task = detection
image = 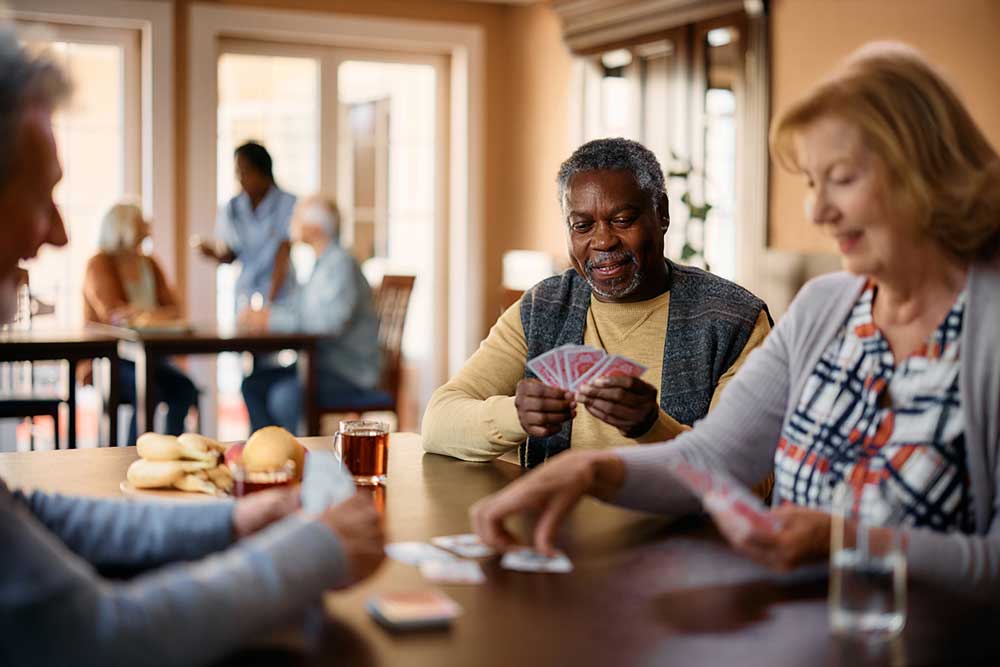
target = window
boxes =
[213,41,442,437]
[18,21,142,327]
[574,13,752,282]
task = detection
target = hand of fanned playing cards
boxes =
[666,459,782,538]
[384,533,574,586]
[526,344,647,391]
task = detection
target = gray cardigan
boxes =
[0,482,347,666]
[615,262,1000,593]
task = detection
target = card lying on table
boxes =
[385,542,456,566]
[666,460,781,534]
[431,533,497,558]
[500,548,573,573]
[419,559,486,585]
[367,591,461,632]
[526,344,646,392]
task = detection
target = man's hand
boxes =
[470,450,625,555]
[317,493,385,583]
[515,379,576,438]
[232,485,301,540]
[709,502,831,572]
[576,375,659,438]
[238,307,270,333]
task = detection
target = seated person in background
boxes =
[0,32,384,665]
[83,201,198,443]
[239,196,381,434]
[423,138,771,467]
[471,43,1000,594]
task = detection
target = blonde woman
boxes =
[83,202,198,442]
[469,42,1000,593]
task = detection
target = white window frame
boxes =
[9,0,176,285]
[188,3,484,393]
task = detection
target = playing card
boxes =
[367,590,461,631]
[526,349,562,388]
[430,533,497,558]
[553,345,574,388]
[667,460,781,533]
[385,542,457,566]
[419,559,486,585]
[593,354,647,379]
[564,346,608,390]
[500,548,574,573]
[301,450,356,513]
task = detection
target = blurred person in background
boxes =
[195,141,296,309]
[83,201,199,443]
[471,42,1000,595]
[239,196,380,434]
[0,31,385,666]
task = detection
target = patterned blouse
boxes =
[773,282,974,533]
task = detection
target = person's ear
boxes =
[657,193,670,233]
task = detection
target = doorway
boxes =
[211,40,446,439]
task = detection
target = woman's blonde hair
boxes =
[771,41,1000,261]
[97,200,145,253]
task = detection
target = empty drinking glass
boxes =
[829,481,907,638]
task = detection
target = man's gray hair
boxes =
[557,137,666,212]
[0,27,70,184]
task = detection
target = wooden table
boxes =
[0,327,120,448]
[112,327,322,437]
[2,435,998,666]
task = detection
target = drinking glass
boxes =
[335,419,389,486]
[829,482,906,638]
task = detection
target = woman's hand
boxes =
[470,450,625,555]
[709,501,831,572]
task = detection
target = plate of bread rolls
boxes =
[121,426,306,500]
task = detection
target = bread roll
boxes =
[206,465,234,493]
[127,459,186,489]
[178,460,216,472]
[136,433,183,461]
[243,426,306,479]
[176,433,221,462]
[173,474,219,495]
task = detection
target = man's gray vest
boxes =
[518,260,769,468]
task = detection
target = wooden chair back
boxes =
[372,275,415,406]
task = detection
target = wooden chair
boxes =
[316,274,415,418]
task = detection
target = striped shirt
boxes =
[774,282,973,533]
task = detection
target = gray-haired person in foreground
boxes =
[0,30,384,666]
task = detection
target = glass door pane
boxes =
[216,51,320,439]
[23,40,127,327]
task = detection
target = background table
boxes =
[112,327,321,437]
[0,328,120,448]
[2,435,997,666]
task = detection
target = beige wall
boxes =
[172,0,573,336]
[769,0,1000,253]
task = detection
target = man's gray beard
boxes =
[585,267,643,300]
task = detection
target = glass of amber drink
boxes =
[335,420,389,486]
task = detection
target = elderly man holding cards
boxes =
[471,43,1000,594]
[0,33,384,665]
[423,138,771,468]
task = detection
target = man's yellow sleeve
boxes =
[422,301,529,461]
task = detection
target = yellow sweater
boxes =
[422,291,771,464]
